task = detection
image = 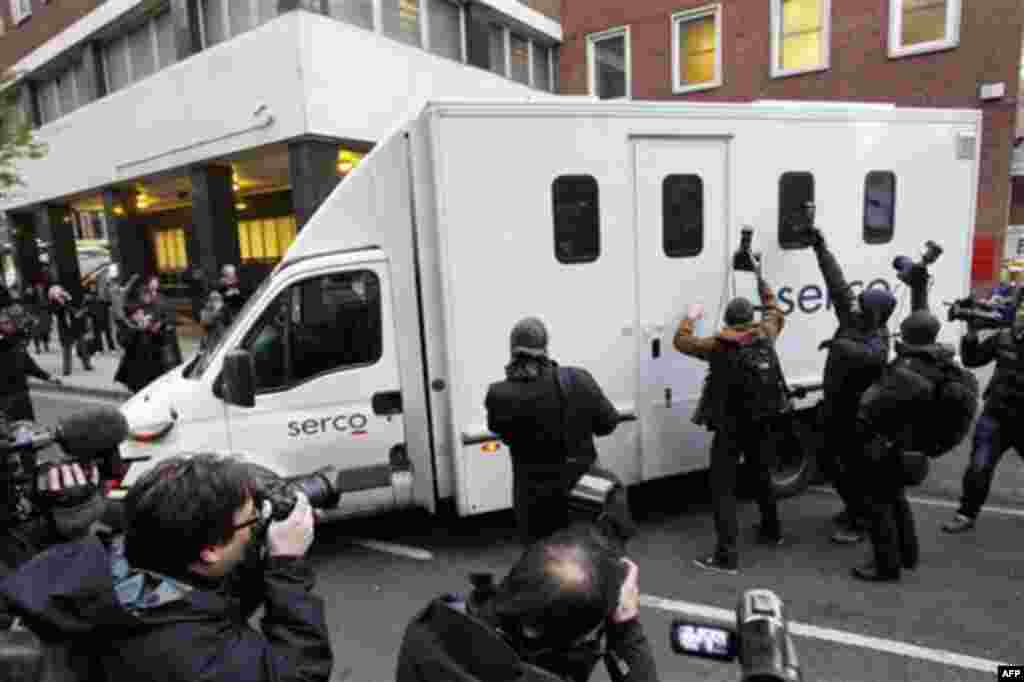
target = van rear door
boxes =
[224,261,405,503]
[633,137,730,479]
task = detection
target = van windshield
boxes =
[183,276,273,380]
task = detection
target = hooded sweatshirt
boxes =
[0,534,332,682]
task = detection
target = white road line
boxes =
[810,485,1024,519]
[351,538,434,561]
[638,594,1009,673]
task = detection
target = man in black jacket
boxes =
[486,318,621,546]
[397,525,659,682]
[48,285,93,376]
[808,229,897,544]
[0,452,333,682]
[0,309,61,421]
[942,306,1024,534]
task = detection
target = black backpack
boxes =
[725,336,790,421]
[925,361,979,458]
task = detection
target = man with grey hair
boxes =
[485,317,621,545]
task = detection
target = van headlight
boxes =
[128,409,177,443]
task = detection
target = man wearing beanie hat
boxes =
[807,228,897,545]
[485,317,622,546]
[674,260,787,574]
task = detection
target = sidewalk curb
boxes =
[30,379,131,403]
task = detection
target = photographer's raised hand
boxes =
[267,491,315,558]
[613,558,640,624]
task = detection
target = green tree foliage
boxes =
[0,74,47,199]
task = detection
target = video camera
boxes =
[733,227,762,274]
[945,295,1014,331]
[671,589,802,681]
[0,407,137,531]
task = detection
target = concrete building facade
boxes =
[1,0,562,300]
[558,0,1024,289]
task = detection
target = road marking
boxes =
[810,486,1024,519]
[351,538,434,561]
[638,594,1008,673]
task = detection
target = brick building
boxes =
[558,0,1024,289]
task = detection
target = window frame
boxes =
[551,174,601,265]
[586,25,631,101]
[888,0,961,59]
[671,4,722,95]
[423,0,465,62]
[769,0,830,79]
[10,0,31,26]
[863,171,896,245]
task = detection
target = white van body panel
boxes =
[120,100,982,520]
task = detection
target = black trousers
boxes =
[957,413,1023,519]
[817,409,868,525]
[61,337,92,375]
[514,470,571,546]
[709,422,780,564]
[862,448,918,577]
[91,310,115,352]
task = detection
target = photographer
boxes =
[942,303,1024,535]
[397,525,659,682]
[0,453,333,682]
[673,260,787,575]
[485,318,625,547]
[807,227,897,544]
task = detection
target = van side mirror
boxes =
[222,350,256,408]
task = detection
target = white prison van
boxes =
[118,99,981,519]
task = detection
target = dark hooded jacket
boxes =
[397,593,658,682]
[961,327,1024,418]
[0,534,332,682]
[0,336,51,398]
[858,341,978,456]
[813,244,897,421]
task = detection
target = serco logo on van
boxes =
[287,413,369,438]
[776,277,893,316]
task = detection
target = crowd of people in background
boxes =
[0,263,250,397]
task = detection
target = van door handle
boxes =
[652,338,661,359]
[372,391,403,416]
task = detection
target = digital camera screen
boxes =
[670,621,737,661]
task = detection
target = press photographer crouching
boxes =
[0,453,333,682]
[398,525,659,682]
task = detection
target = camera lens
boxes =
[285,466,342,511]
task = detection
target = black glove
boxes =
[808,228,826,250]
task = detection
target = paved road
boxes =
[32,394,1024,682]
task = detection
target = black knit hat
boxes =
[900,310,941,347]
[510,317,549,358]
[724,297,755,326]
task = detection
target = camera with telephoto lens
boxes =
[733,227,761,273]
[244,463,343,545]
[892,240,943,286]
[670,589,802,681]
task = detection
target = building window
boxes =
[487,24,506,76]
[672,6,721,94]
[663,175,704,258]
[428,0,462,60]
[56,68,77,118]
[128,22,156,82]
[155,10,178,69]
[552,175,600,264]
[888,0,961,58]
[9,0,31,25]
[778,172,814,250]
[533,43,550,91]
[37,81,60,125]
[155,228,188,273]
[509,33,529,85]
[551,49,559,92]
[329,0,374,30]
[201,0,228,47]
[239,216,298,263]
[104,35,132,93]
[864,171,896,245]
[770,0,829,77]
[382,0,422,47]
[587,26,629,100]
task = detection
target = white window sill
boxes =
[887,39,959,59]
[673,80,721,95]
[770,64,829,79]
